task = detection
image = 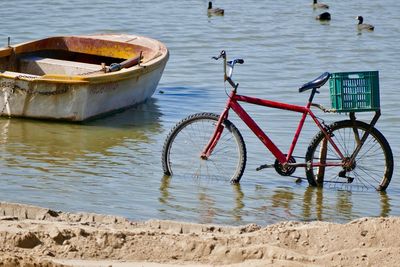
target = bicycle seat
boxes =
[299,72,330,92]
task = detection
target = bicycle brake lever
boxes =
[212,50,226,60]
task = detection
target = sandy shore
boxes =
[0,202,399,266]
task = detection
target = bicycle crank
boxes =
[256,163,274,171]
[256,156,297,176]
[274,156,297,176]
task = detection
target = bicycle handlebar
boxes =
[212,50,244,87]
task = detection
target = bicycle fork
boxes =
[200,106,230,160]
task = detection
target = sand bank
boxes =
[0,202,398,266]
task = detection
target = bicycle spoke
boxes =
[162,113,246,183]
[351,169,378,190]
[354,166,382,185]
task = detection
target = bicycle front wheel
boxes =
[162,112,246,183]
[305,120,393,191]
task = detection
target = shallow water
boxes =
[0,0,399,225]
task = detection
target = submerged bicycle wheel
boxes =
[305,120,393,191]
[162,112,246,183]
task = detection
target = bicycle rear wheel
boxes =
[162,112,246,183]
[305,120,393,191]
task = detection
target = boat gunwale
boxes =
[0,34,169,84]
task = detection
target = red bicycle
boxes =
[162,51,393,191]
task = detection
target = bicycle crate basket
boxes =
[329,71,380,112]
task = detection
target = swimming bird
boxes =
[313,0,329,9]
[356,16,374,31]
[208,1,224,16]
[316,12,331,21]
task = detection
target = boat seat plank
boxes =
[19,56,102,76]
[0,70,40,79]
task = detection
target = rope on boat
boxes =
[0,76,68,97]
[0,87,13,116]
[0,74,72,114]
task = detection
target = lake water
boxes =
[0,0,399,226]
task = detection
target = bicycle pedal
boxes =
[338,170,354,183]
[256,164,274,171]
[338,170,346,178]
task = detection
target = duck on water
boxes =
[356,16,374,31]
[316,12,331,21]
[208,1,224,16]
[313,0,329,9]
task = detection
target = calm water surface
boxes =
[0,0,399,225]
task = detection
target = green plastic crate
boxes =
[329,71,380,113]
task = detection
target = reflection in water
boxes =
[271,187,295,218]
[158,175,246,224]
[87,98,163,129]
[271,188,294,209]
[159,175,172,206]
[0,99,167,216]
[232,183,245,223]
[302,187,392,221]
[336,191,353,221]
[0,99,163,197]
[302,186,324,221]
[379,192,391,217]
[198,190,216,224]
[252,184,298,221]
[158,172,394,225]
[0,99,162,161]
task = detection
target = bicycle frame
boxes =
[201,87,345,169]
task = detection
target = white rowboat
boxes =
[0,34,168,121]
